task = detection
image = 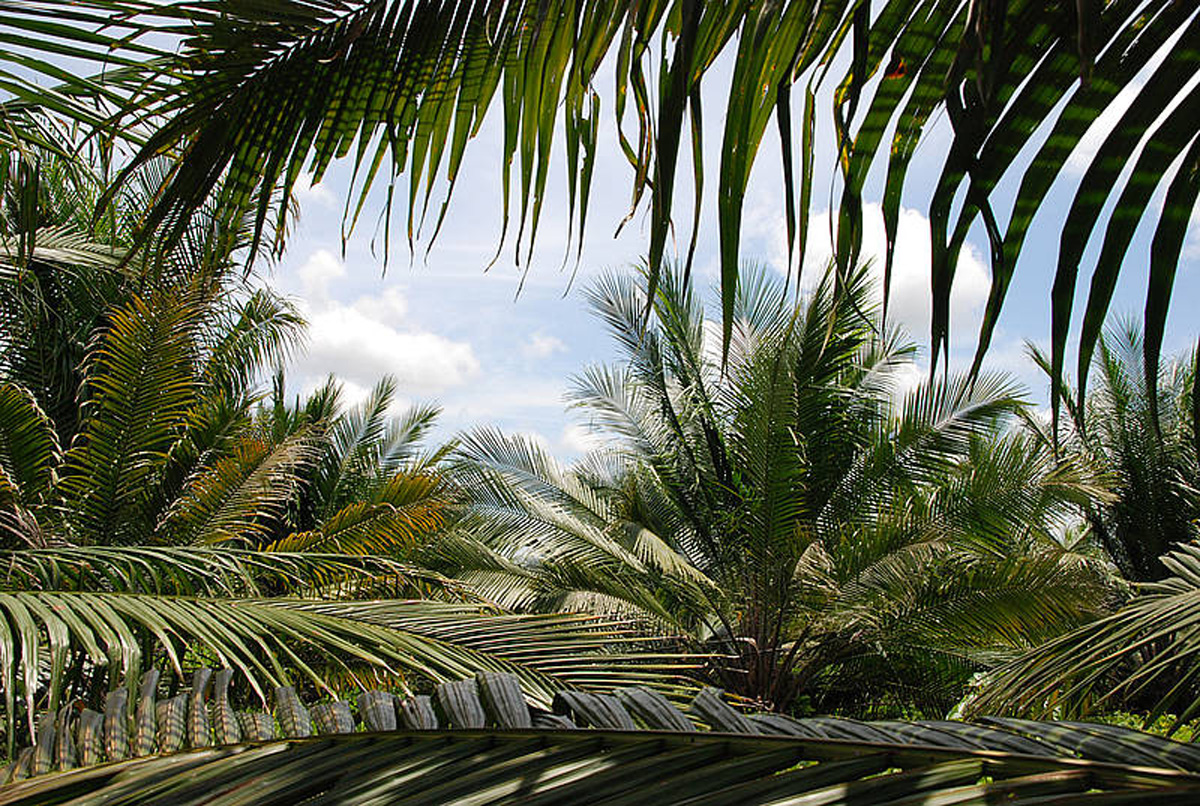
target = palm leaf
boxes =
[0,590,699,749]
[7,2,1200,398]
[3,679,1200,803]
[0,383,59,543]
[158,427,318,547]
[0,546,464,601]
[971,543,1200,729]
[271,470,448,555]
[54,289,208,544]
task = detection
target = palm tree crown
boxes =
[450,260,1111,715]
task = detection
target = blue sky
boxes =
[262,46,1200,457]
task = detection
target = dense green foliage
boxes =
[2,5,1200,796]
[444,262,1113,716]
[0,152,694,754]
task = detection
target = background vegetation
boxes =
[0,0,1199,774]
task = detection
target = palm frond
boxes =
[199,289,306,399]
[972,543,1200,728]
[6,2,1199,398]
[0,590,700,749]
[55,291,201,544]
[0,546,463,601]
[0,383,59,527]
[158,428,318,547]
[4,679,1200,803]
[271,470,448,555]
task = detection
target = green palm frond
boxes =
[0,383,59,547]
[0,546,462,601]
[310,376,428,518]
[0,383,58,510]
[158,427,318,547]
[55,291,201,544]
[6,2,1198,397]
[0,589,696,750]
[293,599,699,695]
[199,289,306,399]
[1029,322,1199,581]
[448,428,714,628]
[272,470,448,556]
[4,697,1199,804]
[973,543,1200,728]
[0,225,123,275]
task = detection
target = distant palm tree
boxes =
[969,329,1200,724]
[447,261,1112,715]
[1027,323,1199,581]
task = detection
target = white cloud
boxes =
[297,249,345,304]
[353,286,410,324]
[559,423,603,455]
[288,250,480,395]
[745,203,991,344]
[293,175,338,209]
[522,331,567,360]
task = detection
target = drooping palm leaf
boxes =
[0,589,698,750]
[0,383,58,544]
[0,546,464,601]
[3,674,1199,804]
[7,1,1192,402]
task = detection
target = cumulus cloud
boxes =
[744,202,991,344]
[522,331,567,360]
[288,250,480,396]
[558,423,603,455]
[292,174,338,209]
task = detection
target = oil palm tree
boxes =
[446,261,1112,715]
[1025,323,1199,582]
[0,152,697,753]
[964,330,1200,724]
[3,1,1196,403]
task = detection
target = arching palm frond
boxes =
[1029,323,1200,581]
[0,546,463,601]
[0,589,691,749]
[0,384,58,510]
[199,289,306,399]
[0,383,59,547]
[973,543,1200,728]
[295,600,700,698]
[158,428,318,547]
[309,376,402,521]
[447,428,713,631]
